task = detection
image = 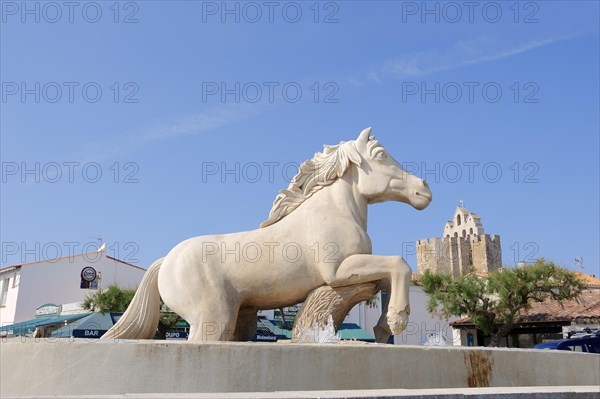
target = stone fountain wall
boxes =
[1,339,598,397]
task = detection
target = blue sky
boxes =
[1,1,598,276]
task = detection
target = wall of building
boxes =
[344,296,384,336]
[0,268,21,325]
[417,238,453,276]
[443,208,484,238]
[471,235,502,273]
[343,286,460,346]
[417,236,502,277]
[458,328,480,346]
[420,207,502,277]
[456,237,472,275]
[393,286,460,345]
[3,252,145,324]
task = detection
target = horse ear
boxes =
[356,127,372,147]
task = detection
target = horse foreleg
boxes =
[373,280,393,343]
[325,254,411,335]
[374,313,393,343]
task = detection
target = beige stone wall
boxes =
[446,238,459,277]
[486,235,502,272]
[471,236,488,274]
[457,238,472,276]
[417,238,452,275]
[417,235,502,277]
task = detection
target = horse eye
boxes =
[375,151,387,160]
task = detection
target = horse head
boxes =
[351,127,432,210]
[260,127,432,228]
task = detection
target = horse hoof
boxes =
[387,305,410,335]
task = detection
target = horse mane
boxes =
[260,137,379,228]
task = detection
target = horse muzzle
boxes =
[412,180,432,210]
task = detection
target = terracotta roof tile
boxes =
[522,290,600,322]
[453,289,600,325]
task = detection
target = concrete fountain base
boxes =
[1,339,598,397]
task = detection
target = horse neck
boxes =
[310,173,368,230]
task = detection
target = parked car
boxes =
[533,336,600,354]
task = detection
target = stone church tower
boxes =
[417,204,502,277]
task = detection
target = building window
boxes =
[457,215,462,226]
[0,278,9,307]
[469,228,473,235]
[462,230,466,238]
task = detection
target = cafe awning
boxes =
[0,313,91,336]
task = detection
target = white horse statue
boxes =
[103,127,432,342]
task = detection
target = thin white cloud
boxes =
[142,102,263,141]
[459,36,571,67]
[368,34,577,82]
[76,102,267,162]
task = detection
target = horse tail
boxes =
[102,257,164,340]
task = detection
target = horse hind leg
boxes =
[186,300,241,342]
[233,307,258,341]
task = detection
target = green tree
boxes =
[420,260,585,347]
[82,284,136,313]
[82,285,181,340]
[155,305,183,340]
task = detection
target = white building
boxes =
[344,285,460,346]
[0,248,145,326]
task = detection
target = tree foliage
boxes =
[156,305,183,340]
[420,260,585,347]
[82,284,182,339]
[82,284,136,313]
